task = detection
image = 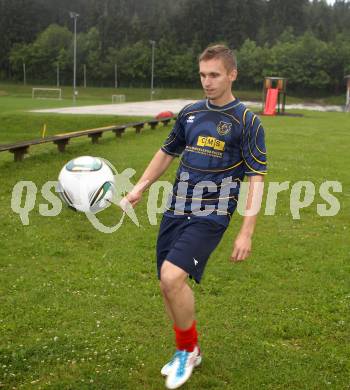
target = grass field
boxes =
[0,83,276,104]
[0,82,345,145]
[0,90,349,389]
[0,82,346,105]
[0,83,157,145]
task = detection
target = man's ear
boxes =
[229,68,238,82]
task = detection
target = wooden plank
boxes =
[0,138,46,150]
[56,125,118,137]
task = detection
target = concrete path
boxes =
[32,99,195,116]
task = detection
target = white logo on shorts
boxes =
[193,258,198,266]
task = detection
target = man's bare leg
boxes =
[159,261,200,388]
[160,260,195,329]
[160,286,175,322]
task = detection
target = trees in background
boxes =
[2,0,350,93]
[9,25,72,84]
[236,32,350,93]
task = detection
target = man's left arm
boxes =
[231,174,264,262]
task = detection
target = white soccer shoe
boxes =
[164,346,201,389]
[161,348,202,376]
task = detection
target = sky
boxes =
[326,0,350,4]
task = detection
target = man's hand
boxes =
[119,180,149,211]
[231,233,252,262]
[231,175,264,262]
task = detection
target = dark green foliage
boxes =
[1,0,350,92]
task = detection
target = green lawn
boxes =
[0,82,266,103]
[0,82,345,145]
[0,91,349,389]
[0,84,155,144]
[0,81,345,107]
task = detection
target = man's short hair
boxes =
[199,44,237,72]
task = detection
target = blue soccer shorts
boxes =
[156,215,227,284]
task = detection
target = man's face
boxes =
[199,58,237,102]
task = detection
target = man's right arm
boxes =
[120,149,174,209]
[121,106,187,209]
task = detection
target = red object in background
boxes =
[263,88,279,115]
[155,111,174,119]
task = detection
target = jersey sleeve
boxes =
[241,111,267,176]
[161,108,186,157]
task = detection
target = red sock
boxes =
[173,320,198,352]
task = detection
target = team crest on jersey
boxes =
[217,121,232,136]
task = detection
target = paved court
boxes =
[32,99,197,116]
[31,99,343,116]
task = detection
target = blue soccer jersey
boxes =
[161,98,267,226]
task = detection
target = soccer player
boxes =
[121,44,267,389]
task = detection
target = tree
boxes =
[2,0,350,92]
[268,32,332,92]
[108,42,150,87]
[9,24,72,83]
[236,39,268,88]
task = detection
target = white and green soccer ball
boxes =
[58,156,115,213]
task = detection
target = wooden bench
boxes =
[0,117,175,162]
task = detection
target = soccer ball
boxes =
[58,156,115,213]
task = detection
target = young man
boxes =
[121,44,267,389]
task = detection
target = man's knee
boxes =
[160,260,187,296]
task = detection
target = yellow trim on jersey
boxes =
[175,175,242,187]
[162,134,178,147]
[169,193,238,201]
[245,115,267,164]
[185,109,241,126]
[162,102,197,148]
[206,99,242,112]
[247,137,267,165]
[180,158,243,173]
[251,115,257,129]
[255,124,267,155]
[243,158,267,175]
[161,146,180,157]
[242,109,249,126]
